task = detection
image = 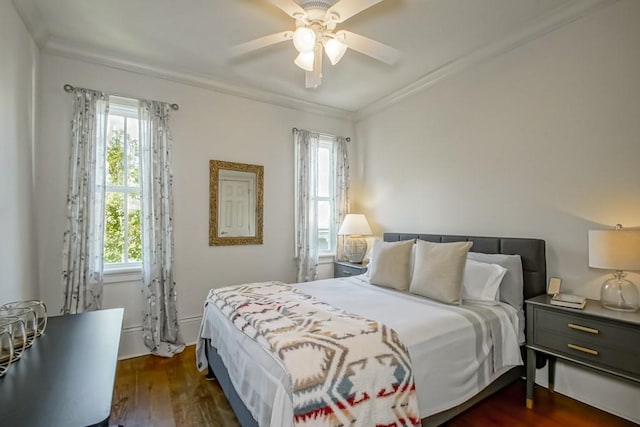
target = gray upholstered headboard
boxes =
[383,233,547,300]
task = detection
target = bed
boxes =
[197,232,546,426]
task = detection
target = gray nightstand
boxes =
[334,261,367,278]
[525,294,640,409]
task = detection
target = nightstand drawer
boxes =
[533,308,640,376]
[535,308,637,343]
[334,262,367,278]
[534,331,640,376]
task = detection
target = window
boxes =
[104,98,142,271]
[317,135,336,254]
[295,133,339,256]
[294,129,349,281]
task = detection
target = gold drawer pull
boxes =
[568,343,599,356]
[568,323,599,334]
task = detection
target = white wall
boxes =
[0,1,39,304]
[36,53,354,357]
[354,0,640,422]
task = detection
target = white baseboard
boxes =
[118,314,202,360]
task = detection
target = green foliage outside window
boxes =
[128,194,142,262]
[104,192,125,263]
[104,127,142,264]
[107,129,125,185]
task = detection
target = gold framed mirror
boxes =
[209,160,264,246]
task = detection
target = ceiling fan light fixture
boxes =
[323,37,348,65]
[294,51,315,71]
[230,0,402,88]
[293,27,316,53]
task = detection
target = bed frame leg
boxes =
[205,365,216,381]
[204,339,217,381]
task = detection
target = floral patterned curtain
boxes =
[333,137,350,261]
[295,129,320,282]
[139,100,185,357]
[61,89,109,314]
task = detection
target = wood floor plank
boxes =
[112,345,636,427]
[447,379,637,427]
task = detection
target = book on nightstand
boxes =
[550,293,587,309]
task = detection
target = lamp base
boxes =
[600,272,639,312]
[601,302,638,312]
[344,236,367,264]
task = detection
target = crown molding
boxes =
[354,0,616,121]
[16,0,614,122]
[11,0,49,47]
[42,39,354,120]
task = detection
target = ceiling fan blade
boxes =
[337,30,400,65]
[265,0,307,19]
[326,0,385,23]
[230,31,293,57]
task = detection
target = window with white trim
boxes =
[104,98,142,271]
[317,135,336,254]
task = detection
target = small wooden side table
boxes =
[334,261,368,278]
[525,295,640,409]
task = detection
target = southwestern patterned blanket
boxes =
[207,281,420,427]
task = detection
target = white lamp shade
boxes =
[338,214,372,236]
[293,27,316,53]
[294,51,315,71]
[589,230,640,270]
[323,38,348,65]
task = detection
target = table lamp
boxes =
[588,224,640,312]
[338,214,372,264]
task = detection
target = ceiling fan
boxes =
[231,0,401,89]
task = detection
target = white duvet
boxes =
[197,275,523,426]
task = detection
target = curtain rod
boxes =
[63,84,179,111]
[292,127,351,142]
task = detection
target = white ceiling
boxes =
[16,0,606,114]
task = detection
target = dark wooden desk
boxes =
[0,308,123,426]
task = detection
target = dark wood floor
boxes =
[111,345,637,427]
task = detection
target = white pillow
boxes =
[461,259,507,305]
[409,240,473,304]
[368,239,414,290]
[466,252,524,311]
[467,252,525,343]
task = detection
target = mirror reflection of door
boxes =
[218,172,255,237]
[209,160,263,246]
